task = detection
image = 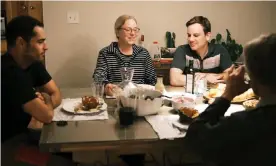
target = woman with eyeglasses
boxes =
[93,14,157,96]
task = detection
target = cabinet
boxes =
[154,63,171,85]
[1,1,43,54]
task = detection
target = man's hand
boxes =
[35,92,45,103]
[41,92,54,109]
[206,73,225,84]
[36,91,53,109]
[222,65,249,101]
[195,73,207,81]
[104,83,118,96]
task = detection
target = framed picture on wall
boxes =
[1,10,7,40]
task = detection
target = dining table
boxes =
[38,86,244,165]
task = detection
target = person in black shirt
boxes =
[1,16,61,143]
[170,16,232,86]
[185,34,276,165]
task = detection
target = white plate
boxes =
[62,98,107,115]
[194,104,245,116]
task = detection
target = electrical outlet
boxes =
[67,11,79,24]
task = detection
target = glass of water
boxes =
[195,79,207,96]
[91,81,104,100]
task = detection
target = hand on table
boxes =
[195,73,207,81]
[105,83,119,96]
[31,92,53,129]
[222,65,250,101]
[206,73,225,84]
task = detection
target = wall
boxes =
[43,1,276,88]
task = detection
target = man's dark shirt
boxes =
[171,43,232,74]
[1,53,51,142]
[186,96,276,166]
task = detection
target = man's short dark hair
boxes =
[244,33,276,88]
[6,15,44,48]
[186,16,211,34]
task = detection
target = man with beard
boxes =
[1,15,61,143]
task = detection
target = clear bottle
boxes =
[155,75,165,93]
[185,60,195,94]
[150,41,161,62]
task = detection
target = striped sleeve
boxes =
[93,51,109,84]
[144,50,157,85]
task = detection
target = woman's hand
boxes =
[104,83,118,96]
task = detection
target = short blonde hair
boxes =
[114,15,137,39]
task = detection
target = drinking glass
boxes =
[195,79,207,96]
[120,67,134,81]
[91,81,104,100]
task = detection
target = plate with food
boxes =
[231,88,257,103]
[243,99,259,110]
[203,83,226,100]
[62,96,107,115]
[178,107,199,124]
[203,88,224,100]
[204,88,257,104]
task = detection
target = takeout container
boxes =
[171,94,197,110]
[119,89,163,116]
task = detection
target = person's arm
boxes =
[195,72,225,84]
[186,97,248,162]
[170,68,186,86]
[93,51,109,84]
[144,50,157,85]
[38,80,61,108]
[24,96,54,124]
[186,66,249,161]
[170,46,186,86]
[8,68,54,124]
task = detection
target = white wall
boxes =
[43,1,276,88]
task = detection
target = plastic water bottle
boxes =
[150,41,161,62]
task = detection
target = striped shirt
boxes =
[93,42,157,85]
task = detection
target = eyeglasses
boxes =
[120,27,140,33]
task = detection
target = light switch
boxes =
[67,11,79,24]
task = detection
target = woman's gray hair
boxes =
[114,15,137,39]
[244,33,276,88]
